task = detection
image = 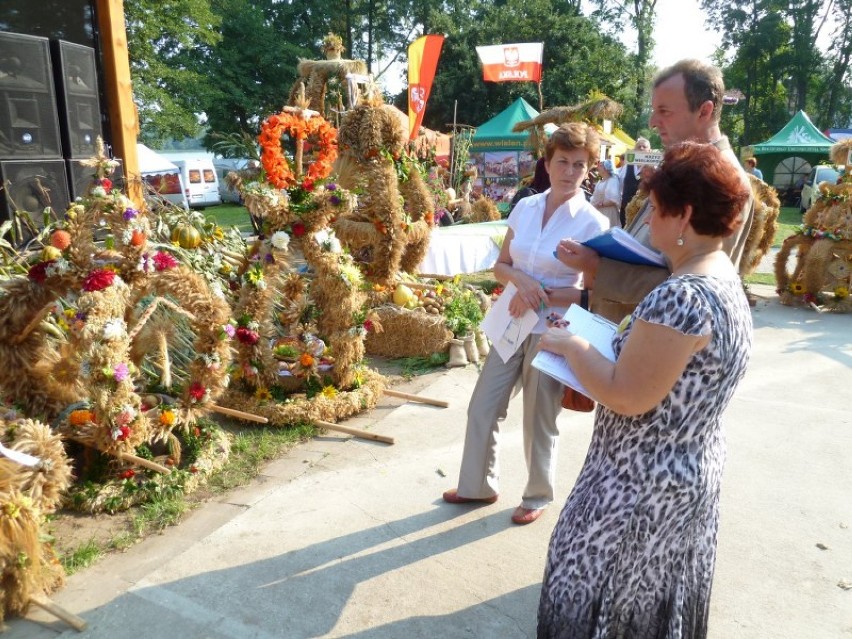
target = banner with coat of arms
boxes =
[475,43,544,83]
[407,35,445,141]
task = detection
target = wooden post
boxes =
[314,419,394,444]
[210,404,269,424]
[117,452,171,474]
[383,388,449,408]
[29,594,88,632]
[95,0,142,209]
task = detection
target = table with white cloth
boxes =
[418,220,509,276]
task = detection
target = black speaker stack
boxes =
[0,30,113,236]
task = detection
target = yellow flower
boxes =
[159,410,176,427]
[63,308,76,319]
[321,385,338,399]
[254,387,273,401]
[789,282,805,295]
[835,286,849,299]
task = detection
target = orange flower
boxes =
[258,111,338,189]
[159,410,176,427]
[299,352,315,367]
[69,409,94,426]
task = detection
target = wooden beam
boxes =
[95,0,142,208]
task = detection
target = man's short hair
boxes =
[654,59,725,121]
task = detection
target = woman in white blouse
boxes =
[590,158,622,228]
[442,123,609,525]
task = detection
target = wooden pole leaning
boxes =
[117,452,171,474]
[313,420,394,445]
[382,388,449,408]
[210,404,269,424]
[29,594,88,632]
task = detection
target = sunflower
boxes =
[789,282,805,295]
[834,286,849,300]
[321,385,338,399]
[254,387,273,401]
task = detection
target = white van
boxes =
[172,158,222,209]
[213,158,255,204]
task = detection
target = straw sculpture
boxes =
[774,139,852,312]
[468,198,501,224]
[739,175,780,277]
[364,305,452,358]
[0,417,72,624]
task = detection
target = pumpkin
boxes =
[171,224,202,249]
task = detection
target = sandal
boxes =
[442,488,498,504]
[511,506,544,525]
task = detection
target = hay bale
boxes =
[364,304,451,358]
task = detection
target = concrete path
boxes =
[8,287,852,638]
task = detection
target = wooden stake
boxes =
[29,594,88,632]
[405,281,438,292]
[12,302,55,344]
[118,452,171,474]
[210,404,269,423]
[314,419,394,445]
[383,388,449,408]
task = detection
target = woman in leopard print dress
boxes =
[537,143,754,638]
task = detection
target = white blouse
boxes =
[507,189,609,332]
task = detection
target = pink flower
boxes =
[223,323,236,338]
[153,251,178,271]
[113,362,130,382]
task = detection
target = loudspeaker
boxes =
[0,32,63,159]
[52,40,103,158]
[67,158,124,200]
[0,160,69,234]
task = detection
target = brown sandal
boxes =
[511,506,544,525]
[442,489,498,504]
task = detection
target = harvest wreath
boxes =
[258,109,338,189]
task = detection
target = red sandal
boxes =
[442,489,498,504]
[511,506,544,525]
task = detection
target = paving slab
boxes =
[6,292,851,638]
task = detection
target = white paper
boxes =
[480,282,540,363]
[531,305,617,401]
[0,442,40,467]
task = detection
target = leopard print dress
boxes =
[538,274,753,639]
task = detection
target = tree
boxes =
[817,0,852,127]
[588,0,659,132]
[124,0,221,145]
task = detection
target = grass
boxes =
[60,539,103,575]
[773,207,802,248]
[398,353,450,380]
[204,203,254,233]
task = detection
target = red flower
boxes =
[82,269,116,292]
[291,222,306,237]
[363,320,374,332]
[301,179,315,192]
[100,178,113,191]
[236,327,260,345]
[189,381,207,401]
[28,260,54,284]
[120,469,135,479]
[117,425,131,441]
[153,251,178,271]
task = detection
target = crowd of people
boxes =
[442,58,756,638]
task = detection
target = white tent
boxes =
[136,143,180,174]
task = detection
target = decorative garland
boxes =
[258,110,338,189]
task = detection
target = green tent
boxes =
[751,111,835,187]
[470,97,552,151]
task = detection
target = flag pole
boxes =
[450,99,458,190]
[537,80,543,112]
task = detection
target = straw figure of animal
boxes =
[775,139,852,311]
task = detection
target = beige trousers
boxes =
[456,333,565,510]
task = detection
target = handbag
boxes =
[561,386,595,412]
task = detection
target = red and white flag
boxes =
[475,43,543,83]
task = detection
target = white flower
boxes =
[328,237,342,253]
[91,186,107,198]
[256,279,267,290]
[120,404,137,420]
[45,258,70,277]
[121,228,134,245]
[111,428,123,440]
[247,321,260,332]
[103,319,127,340]
[137,254,153,272]
[270,231,291,251]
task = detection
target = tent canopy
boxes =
[752,111,835,154]
[136,143,179,174]
[470,97,556,152]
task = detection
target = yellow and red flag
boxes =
[407,35,444,141]
[475,43,543,83]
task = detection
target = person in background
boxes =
[537,142,754,638]
[556,59,754,324]
[442,123,608,526]
[745,156,763,180]
[509,157,551,213]
[590,158,621,228]
[617,136,651,226]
